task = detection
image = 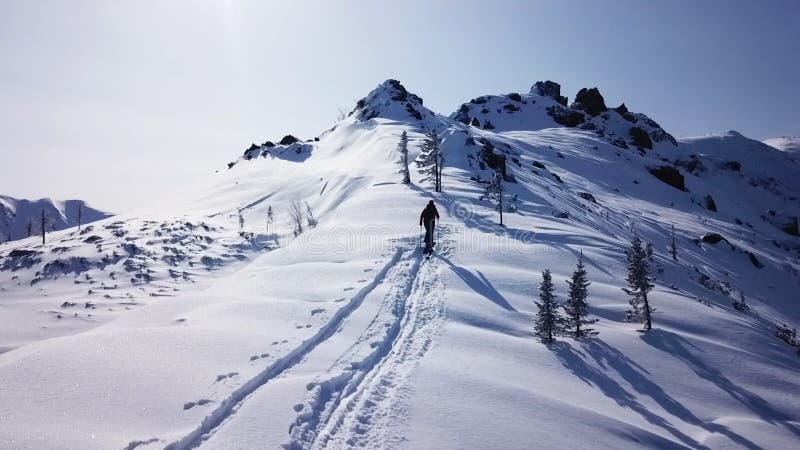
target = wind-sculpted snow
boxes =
[1,79,799,449]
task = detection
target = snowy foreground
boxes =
[1,80,799,449]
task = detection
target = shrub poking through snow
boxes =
[305,202,317,228]
[733,291,749,312]
[289,200,304,236]
[775,324,798,354]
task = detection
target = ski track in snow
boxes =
[285,230,451,450]
[164,245,409,449]
[164,227,450,450]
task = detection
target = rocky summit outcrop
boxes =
[530,81,568,106]
[572,87,607,116]
[350,79,432,123]
[450,80,675,150]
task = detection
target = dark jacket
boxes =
[420,203,440,226]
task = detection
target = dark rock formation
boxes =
[705,194,717,212]
[782,217,800,236]
[573,87,607,116]
[649,165,687,191]
[615,103,636,122]
[629,127,653,149]
[701,233,726,245]
[454,104,470,124]
[279,135,299,145]
[547,106,585,127]
[722,161,741,171]
[747,251,764,268]
[405,103,422,120]
[530,81,568,106]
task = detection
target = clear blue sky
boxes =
[1,0,798,211]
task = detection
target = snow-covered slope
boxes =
[0,196,110,243]
[1,80,798,449]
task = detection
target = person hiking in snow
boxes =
[419,200,440,255]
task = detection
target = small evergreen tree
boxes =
[668,224,677,261]
[481,170,505,225]
[238,209,245,232]
[534,269,563,343]
[417,129,443,192]
[564,251,597,338]
[398,131,411,185]
[623,232,655,331]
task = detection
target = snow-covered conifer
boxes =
[535,269,563,343]
[481,171,505,225]
[564,251,597,337]
[623,232,654,331]
[398,131,411,185]
[417,129,443,192]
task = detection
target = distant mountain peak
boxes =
[350,79,433,122]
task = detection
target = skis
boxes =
[423,242,436,260]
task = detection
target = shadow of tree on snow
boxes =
[641,329,800,440]
[552,338,765,449]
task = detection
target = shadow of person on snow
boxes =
[552,339,763,449]
[441,258,517,312]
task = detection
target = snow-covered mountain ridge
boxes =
[764,136,800,155]
[1,79,798,449]
[0,195,110,243]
